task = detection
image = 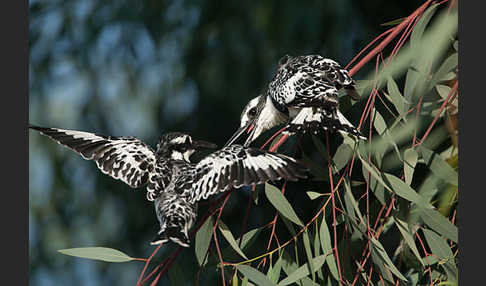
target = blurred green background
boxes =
[29,0,423,285]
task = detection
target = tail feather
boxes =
[287,107,366,140]
[151,227,190,247]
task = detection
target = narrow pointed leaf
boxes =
[404,148,418,186]
[265,183,303,226]
[267,254,284,284]
[306,191,326,200]
[57,247,134,263]
[418,147,458,186]
[387,77,408,116]
[301,230,315,281]
[418,207,458,243]
[278,255,327,286]
[423,229,458,282]
[370,238,408,281]
[410,4,438,48]
[383,173,431,208]
[319,217,339,281]
[218,221,248,260]
[195,216,213,266]
[394,218,424,266]
[236,265,276,286]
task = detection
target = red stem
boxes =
[348,0,433,77]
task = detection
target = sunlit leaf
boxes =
[57,247,134,263]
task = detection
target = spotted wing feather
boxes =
[270,55,358,109]
[29,125,156,190]
[189,145,308,203]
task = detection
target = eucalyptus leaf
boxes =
[418,207,458,243]
[57,247,134,263]
[219,220,248,260]
[265,183,303,226]
[278,255,327,286]
[236,265,276,286]
[403,148,418,186]
[195,216,214,266]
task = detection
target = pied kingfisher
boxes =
[226,54,366,147]
[29,125,307,247]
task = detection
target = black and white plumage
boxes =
[226,54,366,147]
[29,125,308,247]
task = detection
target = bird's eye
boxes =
[248,108,257,117]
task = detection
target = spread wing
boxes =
[29,125,157,189]
[189,145,308,203]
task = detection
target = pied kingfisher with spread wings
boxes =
[226,54,366,147]
[29,125,307,247]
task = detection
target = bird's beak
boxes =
[224,121,255,147]
[192,139,218,150]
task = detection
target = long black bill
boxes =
[192,139,218,150]
[224,122,255,147]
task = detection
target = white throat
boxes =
[250,96,288,141]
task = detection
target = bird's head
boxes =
[225,94,286,147]
[157,132,217,161]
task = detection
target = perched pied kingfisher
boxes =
[226,54,366,147]
[29,125,307,247]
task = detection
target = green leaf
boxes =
[418,147,458,186]
[218,220,248,260]
[306,191,326,200]
[383,173,431,208]
[404,148,418,186]
[387,77,408,116]
[233,271,239,286]
[236,265,276,286]
[431,53,458,86]
[265,183,303,226]
[57,247,134,262]
[319,216,339,281]
[278,255,327,286]
[381,17,407,26]
[370,238,408,281]
[423,229,458,282]
[332,142,354,172]
[453,40,458,51]
[195,216,214,266]
[435,85,452,100]
[410,4,438,48]
[418,207,458,243]
[394,218,424,266]
[240,227,263,250]
[301,230,315,282]
[267,254,284,284]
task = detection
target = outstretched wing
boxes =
[189,145,308,203]
[29,125,157,189]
